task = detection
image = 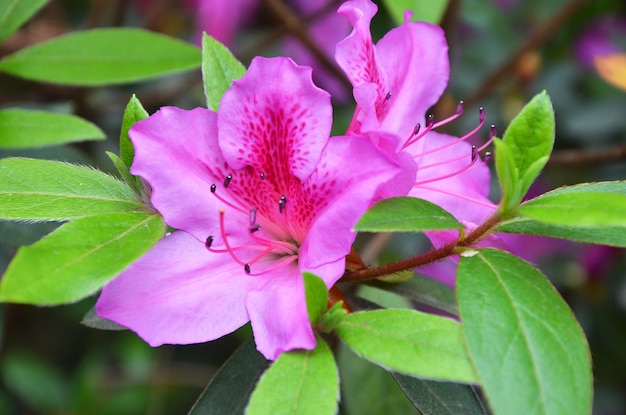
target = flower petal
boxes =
[410,131,496,224]
[129,107,225,240]
[246,271,316,360]
[218,56,332,181]
[376,20,450,138]
[299,135,412,286]
[96,231,259,346]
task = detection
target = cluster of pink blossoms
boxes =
[96,0,507,359]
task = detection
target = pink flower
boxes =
[96,57,404,360]
[336,0,496,228]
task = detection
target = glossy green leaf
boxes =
[519,191,626,227]
[339,344,418,415]
[202,33,246,111]
[393,373,489,415]
[0,157,141,221]
[382,0,449,25]
[189,337,269,415]
[335,309,477,383]
[497,91,555,213]
[0,212,165,305]
[0,28,200,85]
[457,249,592,415]
[0,0,49,43]
[0,108,105,148]
[355,197,462,233]
[119,94,149,168]
[246,337,339,415]
[303,272,328,324]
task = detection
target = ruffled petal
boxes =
[129,107,225,240]
[299,135,412,286]
[218,56,332,181]
[96,231,260,346]
[376,21,450,138]
[246,271,316,360]
[409,131,496,224]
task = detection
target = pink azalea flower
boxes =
[335,0,555,285]
[96,57,405,360]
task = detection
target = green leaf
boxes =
[355,197,463,233]
[0,212,165,305]
[335,309,477,383]
[105,151,144,196]
[0,108,105,148]
[0,28,201,85]
[381,0,449,25]
[201,33,246,111]
[119,94,149,168]
[246,337,339,415]
[519,191,626,227]
[0,0,50,43]
[392,373,489,415]
[189,337,269,415]
[303,272,328,324]
[339,344,419,415]
[497,91,555,213]
[457,249,592,415]
[0,157,142,221]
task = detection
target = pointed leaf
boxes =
[0,157,141,221]
[0,212,165,305]
[0,108,105,148]
[246,337,339,415]
[519,191,626,227]
[201,33,246,111]
[335,309,477,383]
[355,197,463,233]
[392,373,489,415]
[119,94,149,168]
[457,249,592,415]
[0,0,50,43]
[303,272,328,324]
[0,28,200,85]
[189,337,269,415]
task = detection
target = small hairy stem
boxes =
[342,212,502,282]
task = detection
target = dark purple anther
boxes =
[249,208,257,227]
[244,263,251,274]
[426,114,435,129]
[249,224,261,233]
[456,100,464,115]
[484,152,493,163]
[489,124,498,138]
[471,145,478,161]
[413,123,421,136]
[479,107,486,123]
[385,91,392,100]
[205,235,214,249]
[224,174,232,188]
[210,184,217,193]
[260,172,266,180]
[279,195,287,213]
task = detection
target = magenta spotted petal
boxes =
[98,56,405,360]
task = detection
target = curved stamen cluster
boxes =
[204,171,300,276]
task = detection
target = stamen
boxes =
[260,172,266,180]
[209,184,248,215]
[245,263,251,274]
[244,255,299,276]
[249,208,257,227]
[249,224,262,233]
[414,146,479,186]
[471,145,478,161]
[218,209,246,266]
[483,151,492,163]
[411,106,488,158]
[385,91,392,100]
[431,101,464,129]
[417,184,498,209]
[279,195,287,213]
[224,174,233,188]
[205,235,214,249]
[210,184,217,193]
